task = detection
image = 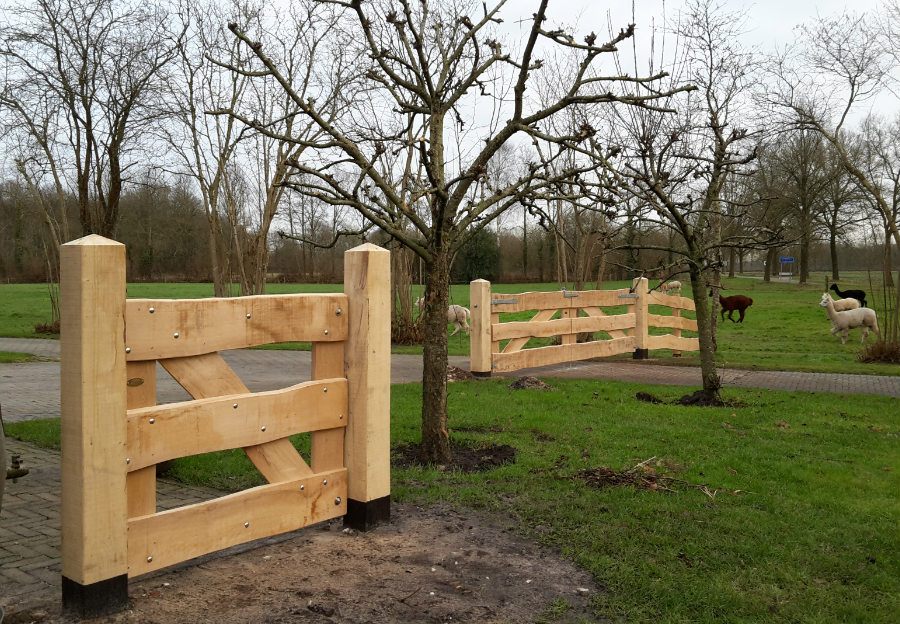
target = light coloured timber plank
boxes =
[573,289,633,308]
[343,244,391,504]
[646,314,698,331]
[499,308,556,354]
[60,235,128,585]
[127,361,157,518]
[126,378,346,471]
[491,291,570,313]
[646,334,700,351]
[561,309,576,345]
[125,293,347,360]
[582,307,629,339]
[493,313,636,341]
[127,468,347,576]
[160,353,312,482]
[493,336,635,373]
[648,291,696,311]
[311,342,346,473]
[469,280,492,374]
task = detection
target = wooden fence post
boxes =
[343,243,391,530]
[60,235,129,617]
[632,276,650,359]
[470,279,492,376]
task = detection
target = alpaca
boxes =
[710,289,753,323]
[414,296,471,336]
[830,283,867,308]
[819,292,879,344]
[658,280,682,295]
[822,292,860,312]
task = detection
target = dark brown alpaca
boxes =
[710,289,753,323]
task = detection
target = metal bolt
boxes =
[233,403,238,409]
[323,387,328,393]
[324,329,329,335]
[149,307,155,314]
[261,425,266,432]
[147,556,153,563]
[339,414,344,419]
[173,332,180,339]
[473,304,478,308]
[149,418,155,424]
[300,484,305,491]
[125,347,131,354]
[246,313,252,319]
[322,479,328,486]
[244,522,250,528]
[334,496,342,506]
[126,458,131,464]
[335,307,342,316]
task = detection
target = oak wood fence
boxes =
[59,236,390,618]
[470,277,699,375]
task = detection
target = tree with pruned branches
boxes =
[222,0,689,463]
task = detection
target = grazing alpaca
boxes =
[821,292,860,312]
[414,297,471,336]
[710,289,753,323]
[819,292,879,344]
[658,280,682,295]
[830,283,867,308]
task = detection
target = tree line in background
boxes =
[2,0,899,462]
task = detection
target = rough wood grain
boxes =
[125,294,347,360]
[492,336,635,373]
[126,361,157,518]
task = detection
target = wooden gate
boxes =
[470,277,699,375]
[59,236,390,617]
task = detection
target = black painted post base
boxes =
[62,574,129,618]
[471,371,491,378]
[345,495,390,531]
[633,348,649,360]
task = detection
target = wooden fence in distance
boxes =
[470,277,699,375]
[59,236,390,618]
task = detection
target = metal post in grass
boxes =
[470,279,492,376]
[632,276,650,359]
[59,235,129,617]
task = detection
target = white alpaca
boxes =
[822,292,860,312]
[658,280,682,295]
[414,297,471,336]
[819,292,879,345]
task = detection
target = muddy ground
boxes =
[7,503,599,624]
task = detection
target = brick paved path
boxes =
[0,438,222,613]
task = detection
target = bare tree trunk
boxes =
[420,247,452,464]
[739,249,744,274]
[764,247,777,282]
[830,231,840,281]
[728,247,736,278]
[689,265,720,399]
[799,229,810,285]
[885,224,895,288]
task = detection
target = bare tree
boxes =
[858,114,900,287]
[1,0,182,238]
[602,0,774,401]
[769,10,900,255]
[224,0,687,462]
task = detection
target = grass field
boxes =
[6,378,898,622]
[1,272,898,375]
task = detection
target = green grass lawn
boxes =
[7,378,898,622]
[2,273,898,375]
[0,351,38,363]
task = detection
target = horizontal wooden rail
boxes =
[125,293,347,360]
[492,313,636,341]
[647,291,696,310]
[646,335,700,351]
[127,468,347,576]
[491,288,631,313]
[492,336,635,373]
[126,378,347,471]
[646,314,698,332]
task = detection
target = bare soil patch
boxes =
[393,441,516,472]
[8,504,597,624]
